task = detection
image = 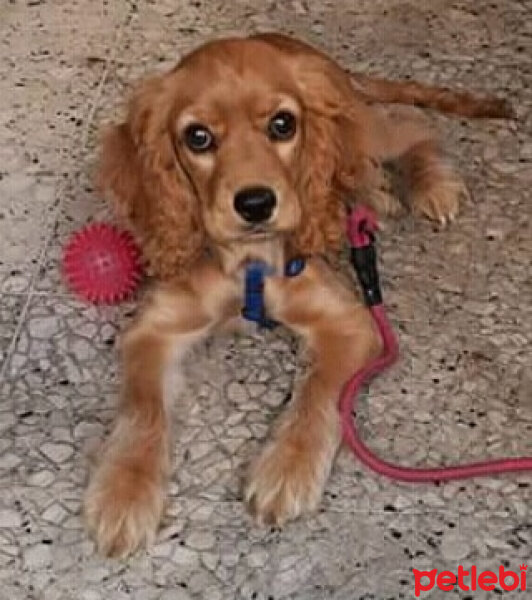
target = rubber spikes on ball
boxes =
[63,223,143,304]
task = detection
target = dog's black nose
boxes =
[234,186,276,224]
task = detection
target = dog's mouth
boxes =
[250,224,272,235]
[237,224,278,240]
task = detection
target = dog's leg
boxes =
[346,156,404,218]
[364,105,468,224]
[398,139,469,224]
[245,258,381,525]
[84,264,238,557]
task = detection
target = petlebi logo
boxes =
[413,564,527,596]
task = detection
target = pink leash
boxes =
[340,206,532,482]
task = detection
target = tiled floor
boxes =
[0,1,530,599]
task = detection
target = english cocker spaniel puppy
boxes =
[85,33,511,557]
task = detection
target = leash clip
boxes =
[347,206,382,307]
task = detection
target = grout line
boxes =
[80,47,119,151]
[0,22,128,384]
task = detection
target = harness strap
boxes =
[241,258,306,329]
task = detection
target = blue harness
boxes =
[242,258,305,329]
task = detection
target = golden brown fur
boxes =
[86,33,510,557]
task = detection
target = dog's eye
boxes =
[184,123,215,153]
[268,111,296,141]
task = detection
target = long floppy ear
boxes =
[288,52,371,256]
[98,75,205,280]
[254,34,373,255]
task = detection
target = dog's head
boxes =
[99,35,369,278]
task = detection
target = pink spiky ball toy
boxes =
[63,223,143,304]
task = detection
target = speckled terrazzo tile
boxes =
[1,0,531,599]
[0,172,57,294]
[1,0,130,171]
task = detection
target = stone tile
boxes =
[3,295,133,391]
[0,0,531,599]
[0,295,23,370]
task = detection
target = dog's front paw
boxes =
[84,460,165,558]
[244,436,329,526]
[411,171,469,225]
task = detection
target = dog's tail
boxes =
[350,73,514,119]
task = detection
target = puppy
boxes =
[84,33,511,557]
